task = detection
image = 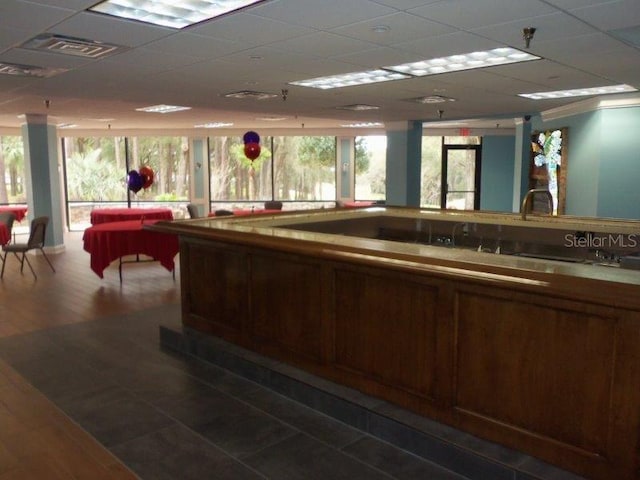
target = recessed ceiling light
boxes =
[0,61,67,78]
[290,69,410,90]
[386,47,539,76]
[518,84,637,100]
[340,122,384,128]
[224,90,278,100]
[135,104,192,113]
[89,0,267,29]
[335,104,380,111]
[194,122,234,128]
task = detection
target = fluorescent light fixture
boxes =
[194,122,234,128]
[518,84,637,100]
[386,47,539,76]
[89,0,266,29]
[57,123,78,129]
[290,47,539,90]
[290,69,411,90]
[340,122,384,128]
[135,104,191,113]
[335,104,380,111]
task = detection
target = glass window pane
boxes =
[444,136,481,145]
[273,136,336,203]
[355,136,386,201]
[209,136,272,202]
[0,135,26,204]
[421,136,442,208]
[128,136,190,201]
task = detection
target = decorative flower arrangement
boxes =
[532,129,562,169]
[531,129,563,214]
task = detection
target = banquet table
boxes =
[90,207,173,225]
[0,205,28,222]
[0,223,9,246]
[82,219,179,280]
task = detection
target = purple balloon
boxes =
[243,131,260,144]
[127,170,143,193]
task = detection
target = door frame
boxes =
[440,143,482,210]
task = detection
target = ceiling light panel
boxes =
[518,84,637,100]
[89,0,266,29]
[290,69,410,90]
[135,104,191,113]
[335,104,380,111]
[194,122,234,128]
[386,48,540,76]
[340,122,384,128]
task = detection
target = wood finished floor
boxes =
[0,231,180,479]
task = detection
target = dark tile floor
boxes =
[0,304,470,480]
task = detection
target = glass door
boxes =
[440,145,481,210]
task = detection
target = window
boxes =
[272,136,336,207]
[63,135,190,229]
[355,136,386,201]
[421,136,442,208]
[0,135,26,204]
[209,135,273,209]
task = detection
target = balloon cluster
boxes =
[243,131,261,161]
[127,166,154,193]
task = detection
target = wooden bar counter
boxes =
[150,207,640,480]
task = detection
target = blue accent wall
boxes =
[386,121,422,206]
[527,105,640,219]
[481,136,515,212]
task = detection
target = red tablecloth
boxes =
[0,224,8,246]
[208,209,282,217]
[90,207,173,225]
[82,219,179,278]
[0,205,28,222]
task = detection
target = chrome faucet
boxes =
[521,188,553,221]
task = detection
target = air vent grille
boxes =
[0,62,67,78]
[21,34,126,59]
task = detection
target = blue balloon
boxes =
[243,131,260,144]
[127,170,143,193]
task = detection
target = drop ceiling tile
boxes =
[50,11,174,47]
[249,0,396,29]
[269,32,377,58]
[532,32,627,60]
[0,26,34,51]
[0,1,74,30]
[189,12,314,45]
[0,47,92,69]
[104,48,202,71]
[143,34,242,60]
[569,0,640,30]
[408,0,557,29]
[22,0,96,8]
[370,0,442,9]
[217,46,315,68]
[334,46,426,69]
[488,60,611,90]
[544,0,618,8]
[330,12,455,45]
[473,12,595,46]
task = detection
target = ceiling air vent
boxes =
[407,95,456,104]
[224,90,278,100]
[0,61,67,78]
[21,34,126,59]
[335,104,380,111]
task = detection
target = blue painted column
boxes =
[385,121,422,206]
[21,114,64,250]
[512,116,534,212]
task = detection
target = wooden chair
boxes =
[1,216,55,279]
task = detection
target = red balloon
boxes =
[244,142,261,161]
[139,166,154,189]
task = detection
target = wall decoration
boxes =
[529,127,568,215]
